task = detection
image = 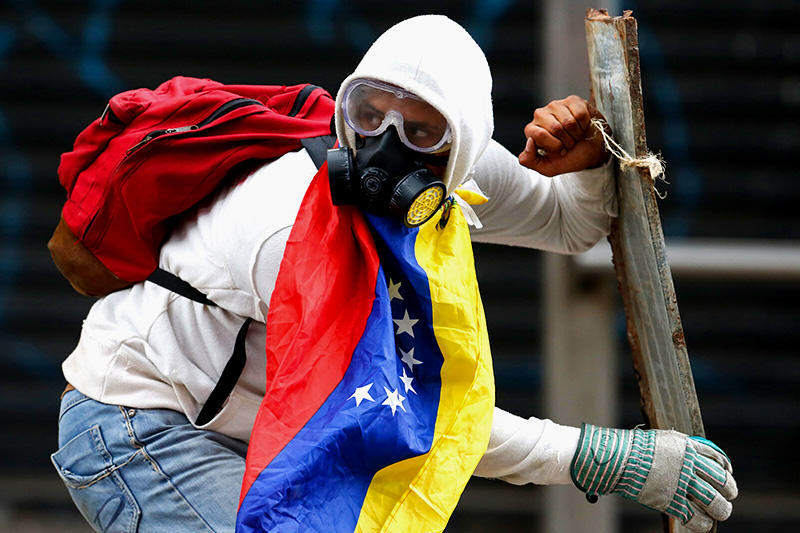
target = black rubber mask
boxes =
[327,127,447,227]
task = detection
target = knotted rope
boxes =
[591,118,668,199]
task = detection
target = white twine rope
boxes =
[590,118,668,199]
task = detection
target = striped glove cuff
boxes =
[570,424,652,499]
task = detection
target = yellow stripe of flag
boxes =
[356,205,495,532]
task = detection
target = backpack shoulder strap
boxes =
[301,132,337,169]
[195,317,253,426]
[148,267,251,426]
[147,268,217,306]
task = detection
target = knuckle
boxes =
[531,128,549,141]
[524,123,537,137]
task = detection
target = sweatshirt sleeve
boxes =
[468,139,617,253]
[473,407,580,485]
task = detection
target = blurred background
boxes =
[1,0,798,531]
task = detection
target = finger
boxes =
[687,476,730,520]
[518,137,537,166]
[695,491,733,523]
[518,143,558,177]
[542,110,577,150]
[518,138,541,168]
[690,437,733,475]
[684,504,715,533]
[532,108,572,152]
[586,100,605,120]
[563,96,593,134]
[548,105,583,149]
[521,137,535,155]
[686,477,730,513]
[693,452,727,487]
[528,125,563,155]
[694,454,738,500]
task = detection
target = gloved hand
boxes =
[570,424,738,532]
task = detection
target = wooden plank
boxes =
[584,9,709,533]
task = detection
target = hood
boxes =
[335,15,494,195]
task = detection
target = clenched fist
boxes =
[518,95,610,177]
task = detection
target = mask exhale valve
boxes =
[327,128,446,227]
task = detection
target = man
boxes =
[51,15,736,532]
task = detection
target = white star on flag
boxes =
[400,347,422,372]
[393,310,418,337]
[399,368,416,394]
[387,278,403,301]
[348,383,374,406]
[382,386,406,415]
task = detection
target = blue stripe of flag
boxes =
[237,217,444,532]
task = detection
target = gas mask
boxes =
[327,79,450,227]
[327,128,447,227]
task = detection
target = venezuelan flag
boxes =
[236,163,495,532]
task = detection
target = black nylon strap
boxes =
[147,268,217,306]
[300,134,337,169]
[195,317,253,426]
[288,84,322,117]
[147,267,250,425]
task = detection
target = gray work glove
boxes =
[570,424,738,532]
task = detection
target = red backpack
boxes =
[57,76,335,283]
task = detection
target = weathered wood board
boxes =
[585,9,709,533]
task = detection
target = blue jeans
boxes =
[51,389,248,532]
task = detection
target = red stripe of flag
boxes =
[240,164,380,503]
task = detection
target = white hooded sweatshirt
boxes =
[334,15,493,195]
[62,15,617,487]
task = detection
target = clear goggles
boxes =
[342,79,452,153]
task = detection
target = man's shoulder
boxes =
[203,148,318,234]
[161,148,318,273]
[220,148,317,210]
